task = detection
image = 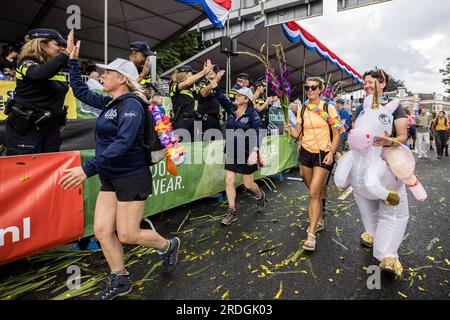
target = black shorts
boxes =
[299,147,335,172]
[225,163,258,175]
[100,169,152,202]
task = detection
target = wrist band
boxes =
[391,138,398,146]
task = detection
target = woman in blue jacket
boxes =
[210,70,267,226]
[59,39,180,300]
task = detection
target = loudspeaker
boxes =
[220,36,233,54]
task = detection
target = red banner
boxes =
[0,152,84,265]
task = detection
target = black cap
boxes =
[237,73,250,80]
[27,28,67,46]
[336,98,345,105]
[129,41,155,57]
[254,77,267,87]
[177,65,196,73]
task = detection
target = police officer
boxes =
[197,65,223,139]
[4,29,73,156]
[170,62,213,141]
[228,72,250,102]
[252,78,273,129]
[129,41,156,89]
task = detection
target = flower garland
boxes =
[306,102,346,134]
[148,104,185,174]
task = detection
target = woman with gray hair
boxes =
[59,36,180,300]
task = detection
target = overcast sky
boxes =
[298,0,450,95]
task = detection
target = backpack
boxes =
[435,117,448,129]
[119,97,166,166]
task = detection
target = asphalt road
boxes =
[1,151,449,300]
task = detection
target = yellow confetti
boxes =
[336,269,341,274]
[221,290,230,300]
[295,290,300,294]
[445,259,450,265]
[274,281,283,300]
[214,285,223,293]
[398,291,408,298]
[20,176,31,182]
[418,286,425,292]
[245,252,252,257]
[427,256,435,262]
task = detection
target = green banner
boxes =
[80,135,298,236]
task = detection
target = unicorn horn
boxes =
[372,80,380,109]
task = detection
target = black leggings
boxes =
[435,131,448,156]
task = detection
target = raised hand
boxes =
[70,40,81,59]
[215,70,225,83]
[66,29,74,54]
[203,59,214,75]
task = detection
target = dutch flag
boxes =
[178,0,232,29]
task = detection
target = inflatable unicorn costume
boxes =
[334,91,427,276]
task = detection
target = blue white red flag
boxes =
[177,0,232,29]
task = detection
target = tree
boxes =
[156,32,216,74]
[385,75,408,93]
[439,57,450,95]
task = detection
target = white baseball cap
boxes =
[96,58,139,82]
[236,87,254,104]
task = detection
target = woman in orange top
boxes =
[284,77,340,251]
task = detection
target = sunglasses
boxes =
[304,85,319,91]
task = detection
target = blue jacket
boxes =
[214,87,263,158]
[68,59,148,179]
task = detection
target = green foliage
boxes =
[385,75,407,93]
[439,57,450,95]
[157,32,217,74]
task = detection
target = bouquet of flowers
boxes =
[240,44,292,128]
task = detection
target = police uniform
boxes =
[228,73,250,102]
[254,91,270,129]
[140,75,152,87]
[5,29,69,156]
[228,83,241,102]
[170,65,198,140]
[129,41,155,90]
[197,78,222,137]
